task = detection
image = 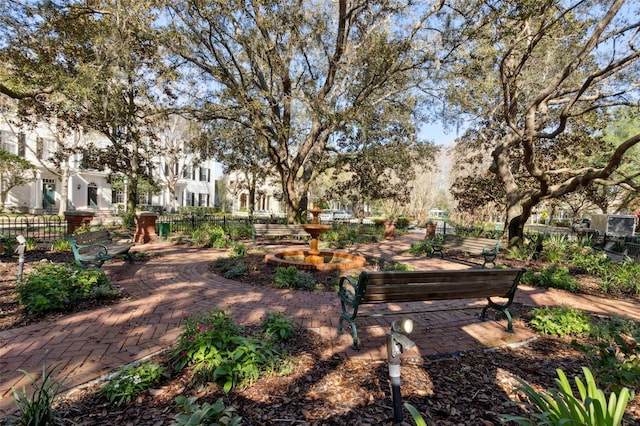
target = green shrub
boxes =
[273,266,317,290]
[232,242,247,258]
[522,264,580,292]
[502,367,632,426]
[16,263,116,316]
[539,233,572,263]
[600,259,640,295]
[395,217,410,229]
[260,311,295,341]
[409,240,435,256]
[226,224,253,239]
[573,317,640,392]
[570,247,611,276]
[51,238,71,252]
[100,362,168,407]
[9,360,66,426]
[174,396,242,426]
[191,224,230,248]
[0,234,17,255]
[172,310,283,392]
[383,261,414,271]
[529,306,591,336]
[223,262,248,279]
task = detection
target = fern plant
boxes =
[503,367,632,426]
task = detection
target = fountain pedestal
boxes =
[303,204,330,264]
[303,224,330,264]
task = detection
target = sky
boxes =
[419,122,462,147]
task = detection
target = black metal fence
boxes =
[0,214,68,244]
[156,214,253,236]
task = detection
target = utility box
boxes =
[590,214,637,236]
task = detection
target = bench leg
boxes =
[338,315,360,351]
[480,305,514,333]
[482,253,497,268]
[430,245,444,259]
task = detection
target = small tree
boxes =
[0,149,36,212]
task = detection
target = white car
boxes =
[319,210,335,222]
[333,210,353,220]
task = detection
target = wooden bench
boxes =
[337,267,526,350]
[252,224,310,244]
[433,236,502,267]
[67,229,134,268]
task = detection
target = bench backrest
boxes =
[358,268,525,304]
[253,224,308,235]
[444,236,502,254]
[69,229,112,246]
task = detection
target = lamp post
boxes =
[15,235,26,283]
[387,318,415,425]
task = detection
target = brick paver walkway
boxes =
[1,232,640,417]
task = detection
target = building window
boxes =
[198,193,210,207]
[138,192,151,205]
[17,133,25,157]
[0,131,18,154]
[199,167,210,182]
[111,190,124,204]
[80,150,91,169]
[41,138,56,161]
[183,166,192,179]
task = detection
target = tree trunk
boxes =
[58,166,70,216]
[507,214,525,246]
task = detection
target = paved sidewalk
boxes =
[2,232,640,417]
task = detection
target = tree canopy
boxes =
[161,0,445,222]
[445,0,640,243]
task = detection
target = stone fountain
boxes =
[264,204,366,271]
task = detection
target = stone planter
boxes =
[65,211,95,234]
[384,221,396,240]
[134,212,158,244]
[425,223,436,239]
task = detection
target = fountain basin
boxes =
[265,250,366,271]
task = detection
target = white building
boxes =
[0,99,221,216]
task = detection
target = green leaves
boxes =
[16,263,117,315]
[273,266,317,290]
[503,367,633,426]
[529,306,591,337]
[172,309,290,393]
[99,363,168,407]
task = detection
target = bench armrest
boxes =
[77,243,109,256]
[110,232,134,243]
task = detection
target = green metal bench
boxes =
[252,223,310,244]
[435,236,502,268]
[337,267,526,350]
[67,229,134,268]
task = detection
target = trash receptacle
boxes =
[158,222,170,238]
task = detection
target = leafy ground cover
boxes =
[1,245,639,425]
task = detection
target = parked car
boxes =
[333,210,353,220]
[571,218,591,231]
[319,210,335,222]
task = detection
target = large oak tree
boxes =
[446,0,640,244]
[161,0,446,223]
